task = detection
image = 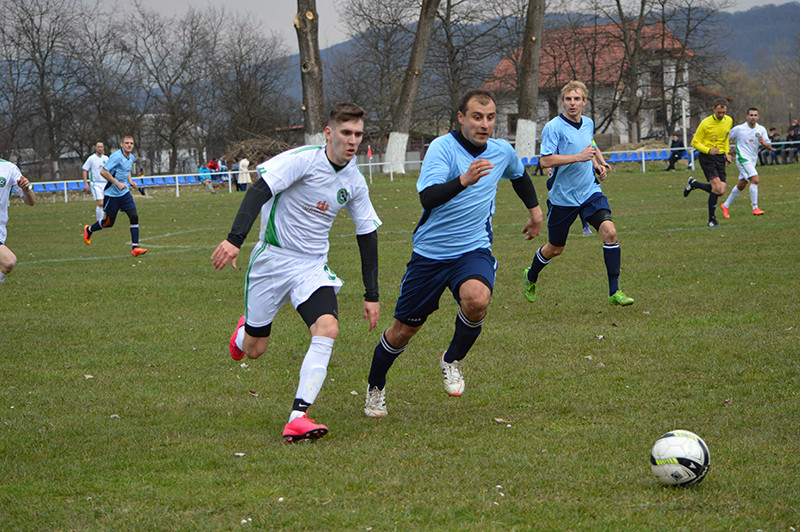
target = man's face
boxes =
[457,96,496,146]
[121,137,134,155]
[713,104,727,120]
[746,110,759,127]
[562,90,587,121]
[325,119,364,166]
[95,142,104,156]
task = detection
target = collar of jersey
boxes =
[451,130,487,157]
[558,114,583,129]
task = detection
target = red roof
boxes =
[486,21,694,93]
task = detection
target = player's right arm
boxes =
[212,177,273,270]
[100,165,127,191]
[691,120,712,154]
[82,169,90,191]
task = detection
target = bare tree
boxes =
[515,0,546,159]
[385,0,441,173]
[295,0,325,145]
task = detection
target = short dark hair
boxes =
[747,107,759,113]
[712,98,727,109]
[329,103,365,126]
[769,127,776,132]
[458,89,496,115]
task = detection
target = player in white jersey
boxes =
[212,103,382,443]
[0,159,36,287]
[721,107,772,217]
[82,141,109,222]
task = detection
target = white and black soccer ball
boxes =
[650,429,710,486]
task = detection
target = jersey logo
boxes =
[0,178,5,187]
[316,201,329,212]
[336,188,348,204]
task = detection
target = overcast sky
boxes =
[136,0,785,54]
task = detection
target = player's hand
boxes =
[460,159,494,186]
[130,180,138,190]
[363,301,380,331]
[83,183,90,192]
[576,145,597,162]
[522,206,543,240]
[17,176,30,189]
[212,240,240,270]
[725,153,732,164]
[115,180,128,190]
[709,146,720,155]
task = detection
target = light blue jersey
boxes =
[540,114,601,207]
[102,149,135,198]
[412,132,524,260]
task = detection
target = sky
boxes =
[136,0,783,54]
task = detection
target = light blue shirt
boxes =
[102,149,135,197]
[412,132,524,260]
[540,114,602,207]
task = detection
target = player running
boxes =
[721,107,771,218]
[0,158,36,287]
[212,103,381,443]
[82,141,109,223]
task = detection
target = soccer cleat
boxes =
[707,218,719,228]
[582,224,592,236]
[523,267,537,303]
[720,204,730,218]
[440,353,465,397]
[609,290,634,306]
[752,207,765,215]
[683,177,696,197]
[229,315,246,361]
[131,247,148,256]
[83,225,92,245]
[364,385,387,418]
[282,414,328,443]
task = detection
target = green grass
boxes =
[1,166,799,530]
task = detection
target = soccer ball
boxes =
[650,429,710,486]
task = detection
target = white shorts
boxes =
[244,243,343,327]
[735,159,758,182]
[90,180,106,201]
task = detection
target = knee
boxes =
[544,244,564,258]
[243,337,269,359]
[102,216,115,228]
[127,211,139,225]
[311,314,339,339]
[386,321,418,347]
[0,251,16,274]
[599,222,617,243]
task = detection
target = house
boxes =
[485,21,699,149]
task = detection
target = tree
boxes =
[295,0,325,145]
[385,0,441,174]
[515,0,546,160]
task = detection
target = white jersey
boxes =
[730,122,768,164]
[255,145,382,256]
[0,159,25,243]
[82,153,108,185]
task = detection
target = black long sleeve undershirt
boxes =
[226,177,272,248]
[511,169,539,209]
[356,230,379,302]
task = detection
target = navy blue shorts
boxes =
[103,192,137,219]
[393,248,496,327]
[547,192,611,247]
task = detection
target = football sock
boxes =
[708,193,719,220]
[749,184,758,208]
[294,336,334,406]
[603,242,621,296]
[88,221,102,233]
[368,331,406,390]
[95,206,104,223]
[443,308,484,363]
[130,224,140,249]
[235,326,245,350]
[0,272,5,286]
[527,246,550,283]
[694,181,712,193]
[724,186,741,208]
[289,399,310,421]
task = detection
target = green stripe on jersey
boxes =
[264,192,281,247]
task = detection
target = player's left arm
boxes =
[509,169,542,240]
[356,230,380,331]
[16,176,36,206]
[593,144,611,181]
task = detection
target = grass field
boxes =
[1,164,799,530]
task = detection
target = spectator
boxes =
[784,119,800,164]
[230,158,241,191]
[664,133,685,171]
[767,128,783,165]
[198,163,217,194]
[207,158,219,172]
[237,156,251,191]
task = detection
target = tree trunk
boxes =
[295,0,326,145]
[385,0,440,174]
[515,0,545,162]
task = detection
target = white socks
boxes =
[724,186,740,208]
[294,336,334,409]
[749,183,758,209]
[96,206,104,223]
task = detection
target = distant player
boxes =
[82,136,148,256]
[685,98,733,227]
[721,107,771,218]
[0,158,36,287]
[212,103,381,443]
[524,80,633,307]
[82,141,108,223]
[363,89,542,418]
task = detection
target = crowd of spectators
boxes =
[759,119,800,165]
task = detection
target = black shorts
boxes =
[697,152,727,182]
